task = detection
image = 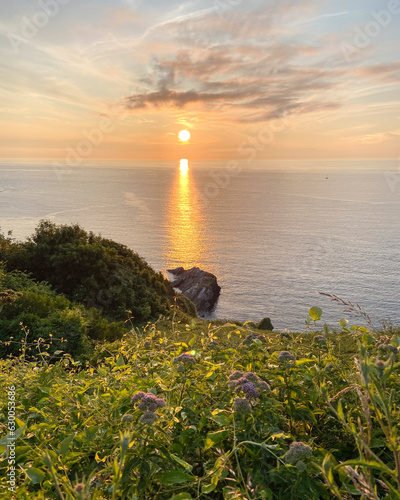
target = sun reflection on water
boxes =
[164,159,208,269]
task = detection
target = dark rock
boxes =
[168,267,221,315]
[256,317,274,331]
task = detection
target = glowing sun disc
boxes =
[179,130,191,142]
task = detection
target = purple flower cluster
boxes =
[131,391,166,425]
[278,351,295,363]
[228,371,270,400]
[173,353,196,365]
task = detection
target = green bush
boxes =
[0,221,196,323]
[0,267,126,359]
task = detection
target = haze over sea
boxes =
[1,158,399,331]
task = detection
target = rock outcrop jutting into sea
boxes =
[168,267,221,316]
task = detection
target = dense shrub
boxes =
[0,267,126,359]
[0,221,196,323]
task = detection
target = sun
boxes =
[178,130,191,142]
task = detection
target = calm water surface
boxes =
[1,159,399,330]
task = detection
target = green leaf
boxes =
[160,471,195,484]
[309,306,323,321]
[339,318,348,328]
[59,433,75,456]
[294,358,315,366]
[204,430,229,450]
[188,335,197,348]
[26,467,46,484]
[169,453,193,472]
[336,460,388,473]
[116,355,125,366]
[337,400,345,421]
[210,413,230,427]
[169,494,192,500]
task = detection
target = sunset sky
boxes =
[1,0,399,160]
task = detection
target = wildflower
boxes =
[236,382,260,399]
[144,341,151,348]
[131,391,146,403]
[121,414,134,423]
[314,335,327,345]
[74,483,85,493]
[137,393,166,412]
[278,351,295,363]
[234,398,251,413]
[243,372,259,382]
[375,359,386,378]
[235,376,251,386]
[174,353,196,364]
[285,442,312,465]
[140,411,158,425]
[229,370,244,381]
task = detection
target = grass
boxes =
[1,312,400,499]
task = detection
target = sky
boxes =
[0,0,399,160]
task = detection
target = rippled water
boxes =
[1,158,400,330]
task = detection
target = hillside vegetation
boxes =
[1,314,400,499]
[0,221,195,324]
[1,224,400,499]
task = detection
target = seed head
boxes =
[140,411,158,425]
[121,413,134,423]
[285,442,312,465]
[234,398,251,413]
[278,351,295,363]
[174,353,196,364]
[377,343,396,353]
[243,372,259,383]
[74,483,85,493]
[229,371,244,381]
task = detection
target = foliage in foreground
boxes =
[1,314,400,499]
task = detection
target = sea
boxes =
[1,158,400,331]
